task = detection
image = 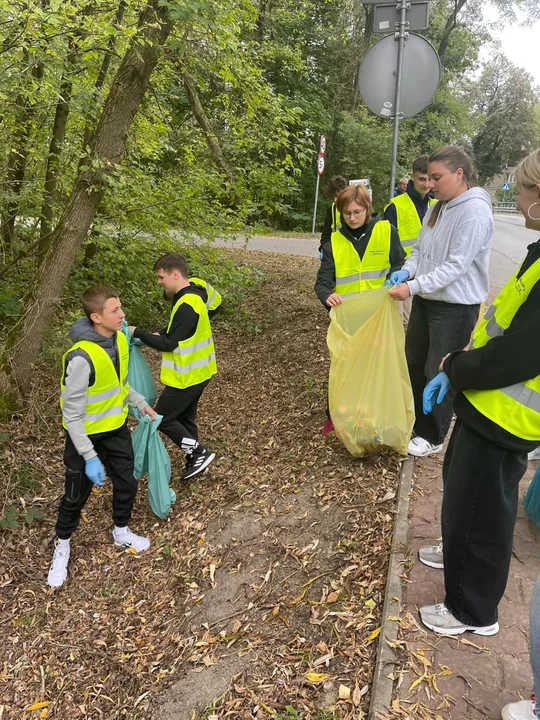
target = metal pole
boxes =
[388,0,408,202]
[312,171,321,235]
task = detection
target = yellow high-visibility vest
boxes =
[60,332,129,434]
[385,193,436,257]
[331,203,341,233]
[464,258,540,441]
[331,220,392,295]
[161,292,217,389]
[190,277,222,311]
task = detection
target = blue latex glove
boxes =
[383,279,392,286]
[389,269,410,285]
[423,372,452,414]
[85,457,106,486]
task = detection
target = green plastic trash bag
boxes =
[525,465,540,526]
[131,414,175,520]
[120,319,157,413]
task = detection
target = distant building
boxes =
[484,167,516,202]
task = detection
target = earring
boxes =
[528,202,540,221]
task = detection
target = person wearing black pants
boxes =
[154,380,209,446]
[130,254,218,481]
[417,146,540,636]
[48,287,156,589]
[388,146,493,457]
[405,298,480,446]
[56,426,138,539]
[440,420,527,628]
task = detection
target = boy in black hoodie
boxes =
[129,254,217,481]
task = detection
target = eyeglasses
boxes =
[342,209,365,218]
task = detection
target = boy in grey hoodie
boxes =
[48,286,156,589]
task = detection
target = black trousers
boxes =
[154,380,209,448]
[56,423,138,539]
[441,419,528,626]
[406,296,480,445]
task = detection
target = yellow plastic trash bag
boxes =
[327,287,415,456]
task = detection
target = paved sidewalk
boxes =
[394,454,540,719]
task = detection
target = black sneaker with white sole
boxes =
[182,448,216,480]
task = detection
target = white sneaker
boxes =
[528,447,540,461]
[419,542,444,569]
[420,602,499,636]
[501,696,536,719]
[112,526,150,553]
[47,539,71,588]
[408,436,444,457]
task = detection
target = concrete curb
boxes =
[368,457,414,720]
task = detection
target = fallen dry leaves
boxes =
[0,250,405,719]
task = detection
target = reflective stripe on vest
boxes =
[331,220,392,295]
[384,193,436,257]
[189,277,222,311]
[160,292,217,389]
[60,332,130,434]
[464,258,540,441]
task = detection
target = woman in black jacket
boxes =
[418,147,540,638]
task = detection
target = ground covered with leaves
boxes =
[0,250,404,719]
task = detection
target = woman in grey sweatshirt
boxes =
[388,146,494,456]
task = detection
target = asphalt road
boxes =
[209,233,321,258]
[210,214,536,296]
[490,214,536,293]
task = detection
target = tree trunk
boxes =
[255,0,267,43]
[38,60,74,258]
[182,73,235,181]
[437,0,468,61]
[0,1,172,412]
[351,5,373,112]
[79,0,128,164]
[0,61,44,251]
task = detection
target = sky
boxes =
[493,20,540,85]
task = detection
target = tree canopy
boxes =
[0,0,539,410]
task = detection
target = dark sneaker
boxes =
[183,448,216,480]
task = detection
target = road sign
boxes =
[320,135,327,155]
[358,33,440,119]
[317,155,325,175]
[502,183,511,191]
[373,2,429,32]
[349,178,372,199]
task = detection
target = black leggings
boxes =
[406,296,480,445]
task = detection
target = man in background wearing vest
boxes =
[319,175,348,253]
[48,286,157,588]
[129,254,217,482]
[384,155,436,327]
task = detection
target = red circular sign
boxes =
[317,155,325,175]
